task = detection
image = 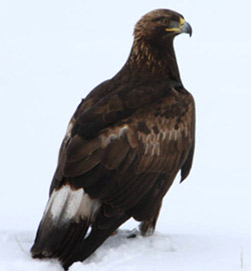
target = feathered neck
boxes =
[119,36,182,84]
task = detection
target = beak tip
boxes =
[183,21,192,37]
[189,25,192,37]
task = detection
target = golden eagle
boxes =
[31,9,195,270]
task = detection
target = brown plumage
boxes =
[31,9,195,270]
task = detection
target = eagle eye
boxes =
[159,17,169,25]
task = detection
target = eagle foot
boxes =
[126,228,140,239]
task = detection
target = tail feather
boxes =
[31,220,74,258]
[60,208,130,270]
[54,220,89,259]
[31,184,131,270]
[31,184,100,259]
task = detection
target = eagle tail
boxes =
[30,184,100,260]
[60,207,130,270]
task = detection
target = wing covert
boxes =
[53,89,195,207]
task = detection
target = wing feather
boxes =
[100,132,131,170]
[64,150,100,178]
[66,136,100,163]
[51,88,195,216]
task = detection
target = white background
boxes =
[1,0,251,270]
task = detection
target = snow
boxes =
[1,0,251,270]
[1,229,251,271]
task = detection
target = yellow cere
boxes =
[166,17,186,32]
[179,17,185,27]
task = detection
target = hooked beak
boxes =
[180,18,192,37]
[166,17,192,37]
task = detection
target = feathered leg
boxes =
[139,202,162,236]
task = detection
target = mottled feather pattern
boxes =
[31,9,195,270]
[62,87,194,178]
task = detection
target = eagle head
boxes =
[134,9,192,43]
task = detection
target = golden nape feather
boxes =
[31,9,195,270]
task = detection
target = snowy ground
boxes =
[2,229,251,271]
[1,0,251,270]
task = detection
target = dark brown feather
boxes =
[66,135,100,163]
[31,9,195,270]
[63,150,100,178]
[100,132,131,170]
